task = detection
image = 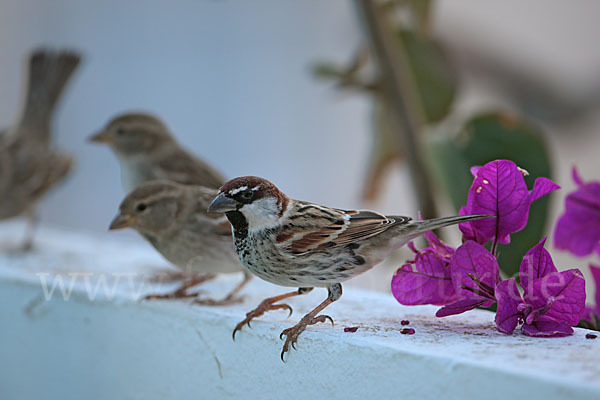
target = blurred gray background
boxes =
[1,0,599,291]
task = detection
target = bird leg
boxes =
[279,283,342,361]
[194,271,253,306]
[143,274,215,300]
[232,287,314,340]
[20,211,38,251]
[148,269,195,283]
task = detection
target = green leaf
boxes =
[578,313,600,332]
[429,113,553,278]
[397,29,457,123]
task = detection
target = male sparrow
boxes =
[207,176,489,360]
[89,112,225,192]
[0,49,81,249]
[110,180,250,303]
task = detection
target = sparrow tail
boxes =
[410,214,491,235]
[19,49,81,136]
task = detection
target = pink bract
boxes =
[554,167,600,257]
[459,160,559,245]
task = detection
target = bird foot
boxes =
[279,314,334,361]
[142,290,201,301]
[232,299,293,340]
[194,294,246,307]
[143,274,213,300]
[148,270,202,283]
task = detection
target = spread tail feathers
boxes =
[20,49,81,134]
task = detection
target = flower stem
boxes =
[354,0,438,219]
[491,237,499,259]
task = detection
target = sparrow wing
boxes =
[155,151,226,190]
[277,202,411,254]
[25,151,73,200]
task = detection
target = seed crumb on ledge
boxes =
[400,320,410,326]
[344,327,359,333]
[585,333,597,339]
[400,328,415,335]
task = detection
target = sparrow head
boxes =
[89,112,175,157]
[207,176,289,229]
[109,180,185,234]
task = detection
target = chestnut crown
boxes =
[208,176,289,225]
[220,176,286,205]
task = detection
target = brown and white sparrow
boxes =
[0,49,81,249]
[207,176,489,360]
[89,112,225,192]
[109,180,250,303]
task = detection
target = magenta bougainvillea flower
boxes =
[581,265,600,328]
[554,167,600,258]
[391,232,457,306]
[495,238,586,336]
[392,160,587,338]
[436,241,498,317]
[396,236,586,336]
[459,160,559,246]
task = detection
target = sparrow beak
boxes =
[207,193,237,213]
[88,130,112,144]
[109,213,135,230]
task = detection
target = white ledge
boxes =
[0,223,599,400]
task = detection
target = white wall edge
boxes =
[0,223,598,399]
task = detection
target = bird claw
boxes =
[232,300,293,341]
[143,275,211,301]
[279,314,335,361]
[282,304,293,318]
[194,295,245,307]
[315,314,334,326]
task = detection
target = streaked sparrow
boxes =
[89,112,225,192]
[109,180,250,303]
[207,176,490,360]
[0,49,81,249]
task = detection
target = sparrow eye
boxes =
[116,127,125,135]
[136,203,147,212]
[241,190,253,200]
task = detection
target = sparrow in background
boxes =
[88,112,225,192]
[0,49,81,249]
[109,180,250,303]
[207,176,490,360]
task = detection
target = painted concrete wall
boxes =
[1,224,599,399]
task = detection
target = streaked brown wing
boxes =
[277,203,406,254]
[332,210,401,246]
